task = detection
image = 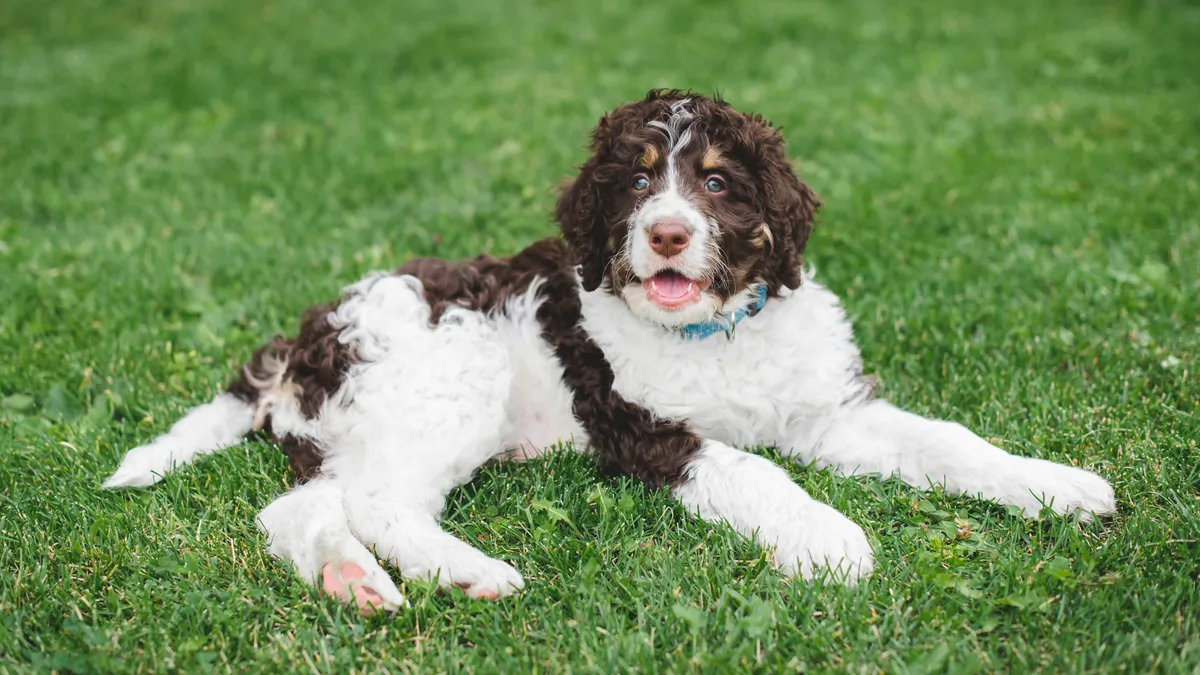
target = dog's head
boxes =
[555,89,821,327]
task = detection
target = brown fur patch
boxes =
[226,305,353,481]
[278,434,324,484]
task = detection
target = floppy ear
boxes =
[743,115,822,291]
[554,156,608,292]
[554,103,648,292]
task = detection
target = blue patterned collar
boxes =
[678,285,769,341]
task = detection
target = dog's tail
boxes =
[103,344,288,489]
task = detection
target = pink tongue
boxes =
[650,273,692,298]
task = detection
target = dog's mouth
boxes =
[641,270,709,310]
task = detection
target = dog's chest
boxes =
[578,283,866,448]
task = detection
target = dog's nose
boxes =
[648,220,691,258]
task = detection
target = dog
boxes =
[104,90,1117,614]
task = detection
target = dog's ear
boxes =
[554,156,607,292]
[555,100,656,292]
[740,114,822,291]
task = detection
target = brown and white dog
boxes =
[104,90,1116,614]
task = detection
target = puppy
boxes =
[105,90,1116,613]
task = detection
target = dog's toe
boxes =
[774,502,875,586]
[320,559,405,615]
[446,557,525,600]
[1010,462,1117,521]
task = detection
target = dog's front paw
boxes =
[1009,460,1117,521]
[772,502,875,585]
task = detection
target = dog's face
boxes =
[556,90,821,327]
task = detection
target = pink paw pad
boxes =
[321,562,385,615]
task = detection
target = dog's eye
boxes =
[631,174,650,192]
[704,175,726,194]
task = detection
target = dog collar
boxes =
[679,285,769,341]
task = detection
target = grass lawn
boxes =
[2,0,1198,671]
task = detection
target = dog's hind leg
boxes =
[335,304,524,600]
[306,281,524,600]
[344,492,525,600]
[256,477,406,614]
[336,374,526,601]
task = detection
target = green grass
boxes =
[1,0,1198,671]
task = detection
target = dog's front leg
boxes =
[552,314,874,584]
[672,440,875,584]
[574,393,874,583]
[797,399,1116,520]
